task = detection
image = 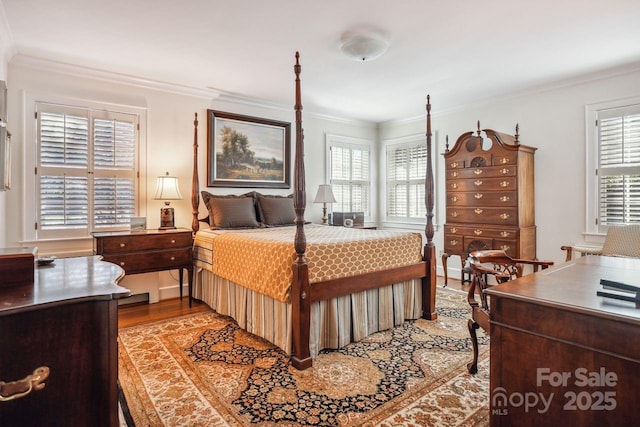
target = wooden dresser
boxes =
[0,256,129,426]
[93,228,194,305]
[442,125,537,285]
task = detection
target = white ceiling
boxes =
[2,0,640,122]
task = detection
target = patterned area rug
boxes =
[118,288,489,426]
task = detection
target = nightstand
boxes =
[93,228,194,306]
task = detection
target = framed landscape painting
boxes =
[206,110,291,188]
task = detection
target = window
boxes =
[34,102,140,240]
[588,100,640,232]
[385,136,427,222]
[327,134,371,217]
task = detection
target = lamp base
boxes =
[159,206,175,230]
[321,205,328,224]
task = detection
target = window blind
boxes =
[598,108,640,225]
[36,104,138,238]
[329,142,370,216]
[386,142,427,220]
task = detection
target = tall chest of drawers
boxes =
[442,126,537,284]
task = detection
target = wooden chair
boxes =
[561,224,640,262]
[466,250,554,374]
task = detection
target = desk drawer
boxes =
[99,232,191,253]
[102,248,191,274]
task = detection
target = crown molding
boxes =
[11,53,374,127]
[382,61,640,128]
[11,54,222,100]
[213,87,375,127]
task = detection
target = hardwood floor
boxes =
[117,276,468,328]
[118,296,210,328]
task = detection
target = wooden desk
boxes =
[486,255,640,426]
[0,256,129,427]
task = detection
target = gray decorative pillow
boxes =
[201,191,260,229]
[257,194,295,227]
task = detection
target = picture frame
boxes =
[207,110,291,188]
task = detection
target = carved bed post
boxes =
[290,52,312,370]
[422,95,438,320]
[191,113,200,234]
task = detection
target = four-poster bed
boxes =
[190,52,437,370]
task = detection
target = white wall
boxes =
[0,8,10,248]
[4,57,376,299]
[380,66,640,277]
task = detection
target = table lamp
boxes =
[313,184,336,225]
[153,172,183,229]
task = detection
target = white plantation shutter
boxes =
[386,141,427,221]
[328,137,371,216]
[92,115,136,229]
[36,103,138,239]
[598,105,640,226]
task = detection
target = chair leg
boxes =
[467,319,480,374]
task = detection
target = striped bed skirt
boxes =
[192,268,423,358]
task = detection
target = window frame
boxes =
[325,134,374,222]
[585,96,640,236]
[22,92,147,243]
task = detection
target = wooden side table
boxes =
[93,228,194,306]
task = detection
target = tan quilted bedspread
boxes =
[193,225,423,303]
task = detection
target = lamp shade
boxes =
[314,185,336,204]
[153,172,183,201]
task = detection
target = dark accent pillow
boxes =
[257,194,295,227]
[201,191,260,229]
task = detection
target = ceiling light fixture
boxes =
[339,29,390,62]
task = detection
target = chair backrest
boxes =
[468,250,522,311]
[601,224,640,258]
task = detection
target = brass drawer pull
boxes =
[120,261,125,267]
[119,243,126,248]
[473,168,483,175]
[449,239,458,246]
[450,227,458,233]
[451,171,459,178]
[500,168,509,175]
[500,231,511,237]
[500,181,510,187]
[170,256,176,261]
[474,180,483,186]
[451,196,458,202]
[501,245,510,252]
[450,162,460,168]
[500,196,510,202]
[474,193,483,199]
[474,229,483,235]
[0,366,50,402]
[451,211,459,218]
[474,208,483,214]
[451,183,458,189]
[171,239,176,244]
[499,158,510,164]
[500,213,510,220]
